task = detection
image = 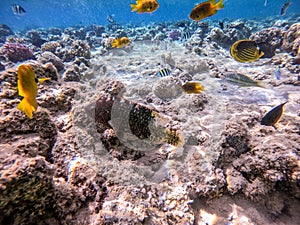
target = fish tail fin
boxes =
[17,97,37,119]
[111,40,118,48]
[257,81,267,88]
[184,83,205,94]
[164,129,185,147]
[216,0,224,9]
[259,50,264,58]
[38,77,51,83]
[130,4,137,12]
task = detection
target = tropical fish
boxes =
[12,4,26,15]
[17,64,50,119]
[111,37,131,48]
[107,14,115,24]
[181,81,205,94]
[275,66,281,80]
[181,32,192,41]
[222,72,265,88]
[189,0,224,21]
[219,21,224,29]
[264,0,268,7]
[281,1,292,16]
[130,0,159,14]
[230,39,264,63]
[156,68,171,77]
[261,102,288,128]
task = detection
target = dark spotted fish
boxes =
[156,68,171,77]
[261,101,288,127]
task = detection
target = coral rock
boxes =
[1,42,35,63]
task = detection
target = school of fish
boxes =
[11,1,294,129]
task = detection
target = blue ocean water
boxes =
[0,0,299,31]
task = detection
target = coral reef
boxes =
[1,42,34,63]
[0,24,13,43]
[38,51,64,72]
[168,29,181,40]
[250,27,285,58]
[0,17,300,225]
[282,23,300,57]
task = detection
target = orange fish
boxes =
[189,0,224,21]
[181,81,205,94]
[17,64,50,119]
[111,37,131,48]
[130,0,159,14]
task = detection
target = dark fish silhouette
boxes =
[261,102,288,128]
[12,4,26,15]
[107,14,115,24]
[219,21,224,29]
[281,1,291,16]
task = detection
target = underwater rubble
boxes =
[0,16,300,225]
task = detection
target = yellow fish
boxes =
[111,37,131,48]
[17,64,50,119]
[181,81,205,94]
[130,0,159,14]
[189,0,224,21]
[230,39,264,63]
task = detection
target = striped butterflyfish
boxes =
[156,68,171,77]
[230,40,264,63]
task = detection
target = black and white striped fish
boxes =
[156,68,171,77]
[181,32,192,41]
[280,1,292,16]
[12,4,26,15]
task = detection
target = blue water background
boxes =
[0,0,299,31]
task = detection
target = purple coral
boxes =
[168,30,181,41]
[2,42,34,63]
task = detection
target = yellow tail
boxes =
[216,0,224,9]
[38,77,51,83]
[111,40,118,48]
[130,3,137,12]
[17,97,38,119]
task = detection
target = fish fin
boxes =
[259,50,264,58]
[258,82,267,88]
[164,129,185,147]
[111,40,118,48]
[215,0,224,9]
[38,77,51,83]
[17,97,37,119]
[130,4,137,12]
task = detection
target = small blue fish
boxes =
[156,68,171,77]
[275,66,281,80]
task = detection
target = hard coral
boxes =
[1,42,34,63]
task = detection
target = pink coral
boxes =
[2,42,34,63]
[168,30,181,40]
